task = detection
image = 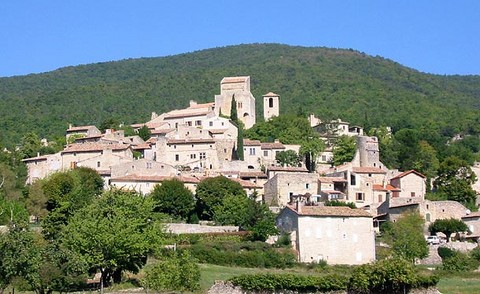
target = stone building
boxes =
[276,203,375,265]
[264,172,318,207]
[65,125,101,142]
[263,92,280,121]
[390,170,426,199]
[462,212,480,240]
[214,76,256,129]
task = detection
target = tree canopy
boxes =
[150,178,195,221]
[428,218,469,242]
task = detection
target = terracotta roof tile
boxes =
[239,171,268,178]
[167,138,215,145]
[391,170,426,180]
[352,167,386,174]
[111,175,200,184]
[66,125,97,132]
[373,184,401,192]
[268,166,308,172]
[263,92,279,97]
[230,178,262,189]
[243,139,261,146]
[287,205,371,217]
[318,176,347,183]
[261,142,285,150]
[462,212,480,219]
[61,143,130,154]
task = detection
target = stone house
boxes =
[462,212,480,240]
[65,125,101,142]
[276,203,375,265]
[264,172,319,207]
[390,170,426,199]
[23,153,62,184]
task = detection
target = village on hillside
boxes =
[23,76,480,266]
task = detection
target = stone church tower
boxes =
[263,92,280,121]
[214,76,256,129]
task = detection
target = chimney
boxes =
[189,100,197,107]
[296,198,302,214]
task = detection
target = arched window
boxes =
[269,97,274,108]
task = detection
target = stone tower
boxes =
[356,136,381,168]
[214,76,256,129]
[263,92,280,121]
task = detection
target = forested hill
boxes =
[1,43,480,146]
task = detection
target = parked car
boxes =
[426,235,441,245]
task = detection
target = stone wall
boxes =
[164,223,239,234]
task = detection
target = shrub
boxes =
[229,273,347,292]
[442,250,478,272]
[348,257,438,294]
[141,251,199,292]
[437,246,456,260]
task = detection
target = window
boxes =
[187,121,192,126]
[264,150,268,156]
[147,162,152,169]
[199,152,206,159]
[175,154,179,161]
[306,183,310,189]
[249,148,256,155]
[97,161,101,168]
[356,192,364,201]
[411,192,416,197]
[378,194,382,202]
[237,102,243,109]
[268,97,274,108]
[321,155,327,162]
[195,120,202,126]
[209,121,213,127]
[350,174,356,185]
[368,173,372,177]
[224,148,227,153]
[190,154,196,159]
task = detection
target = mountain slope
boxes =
[1,43,480,146]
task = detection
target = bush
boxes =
[141,251,199,292]
[348,257,438,294]
[437,246,456,260]
[229,273,347,292]
[442,250,479,272]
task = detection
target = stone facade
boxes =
[263,92,280,121]
[264,172,319,207]
[276,204,375,265]
[390,170,426,199]
[214,76,256,129]
[462,212,480,238]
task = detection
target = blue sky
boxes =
[1,1,479,77]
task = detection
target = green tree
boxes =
[137,125,151,141]
[428,218,469,242]
[195,176,246,220]
[275,150,300,167]
[41,168,104,240]
[0,198,29,225]
[230,95,244,160]
[150,179,195,221]
[332,135,356,166]
[142,251,199,292]
[433,156,477,209]
[0,222,42,293]
[213,194,250,226]
[412,140,439,190]
[382,212,428,262]
[19,132,42,159]
[61,189,162,294]
[299,138,325,172]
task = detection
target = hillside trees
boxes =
[433,156,477,209]
[275,150,301,167]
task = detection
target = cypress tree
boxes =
[230,95,244,160]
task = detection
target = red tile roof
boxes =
[243,139,261,146]
[261,142,285,150]
[66,125,97,132]
[239,171,268,178]
[167,138,215,145]
[318,176,347,183]
[286,205,371,217]
[268,166,308,172]
[263,92,279,97]
[61,143,130,154]
[151,128,175,135]
[111,175,200,184]
[22,155,48,162]
[230,178,262,189]
[352,167,386,174]
[391,170,426,180]
[373,184,401,192]
[132,143,151,150]
[221,76,249,84]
